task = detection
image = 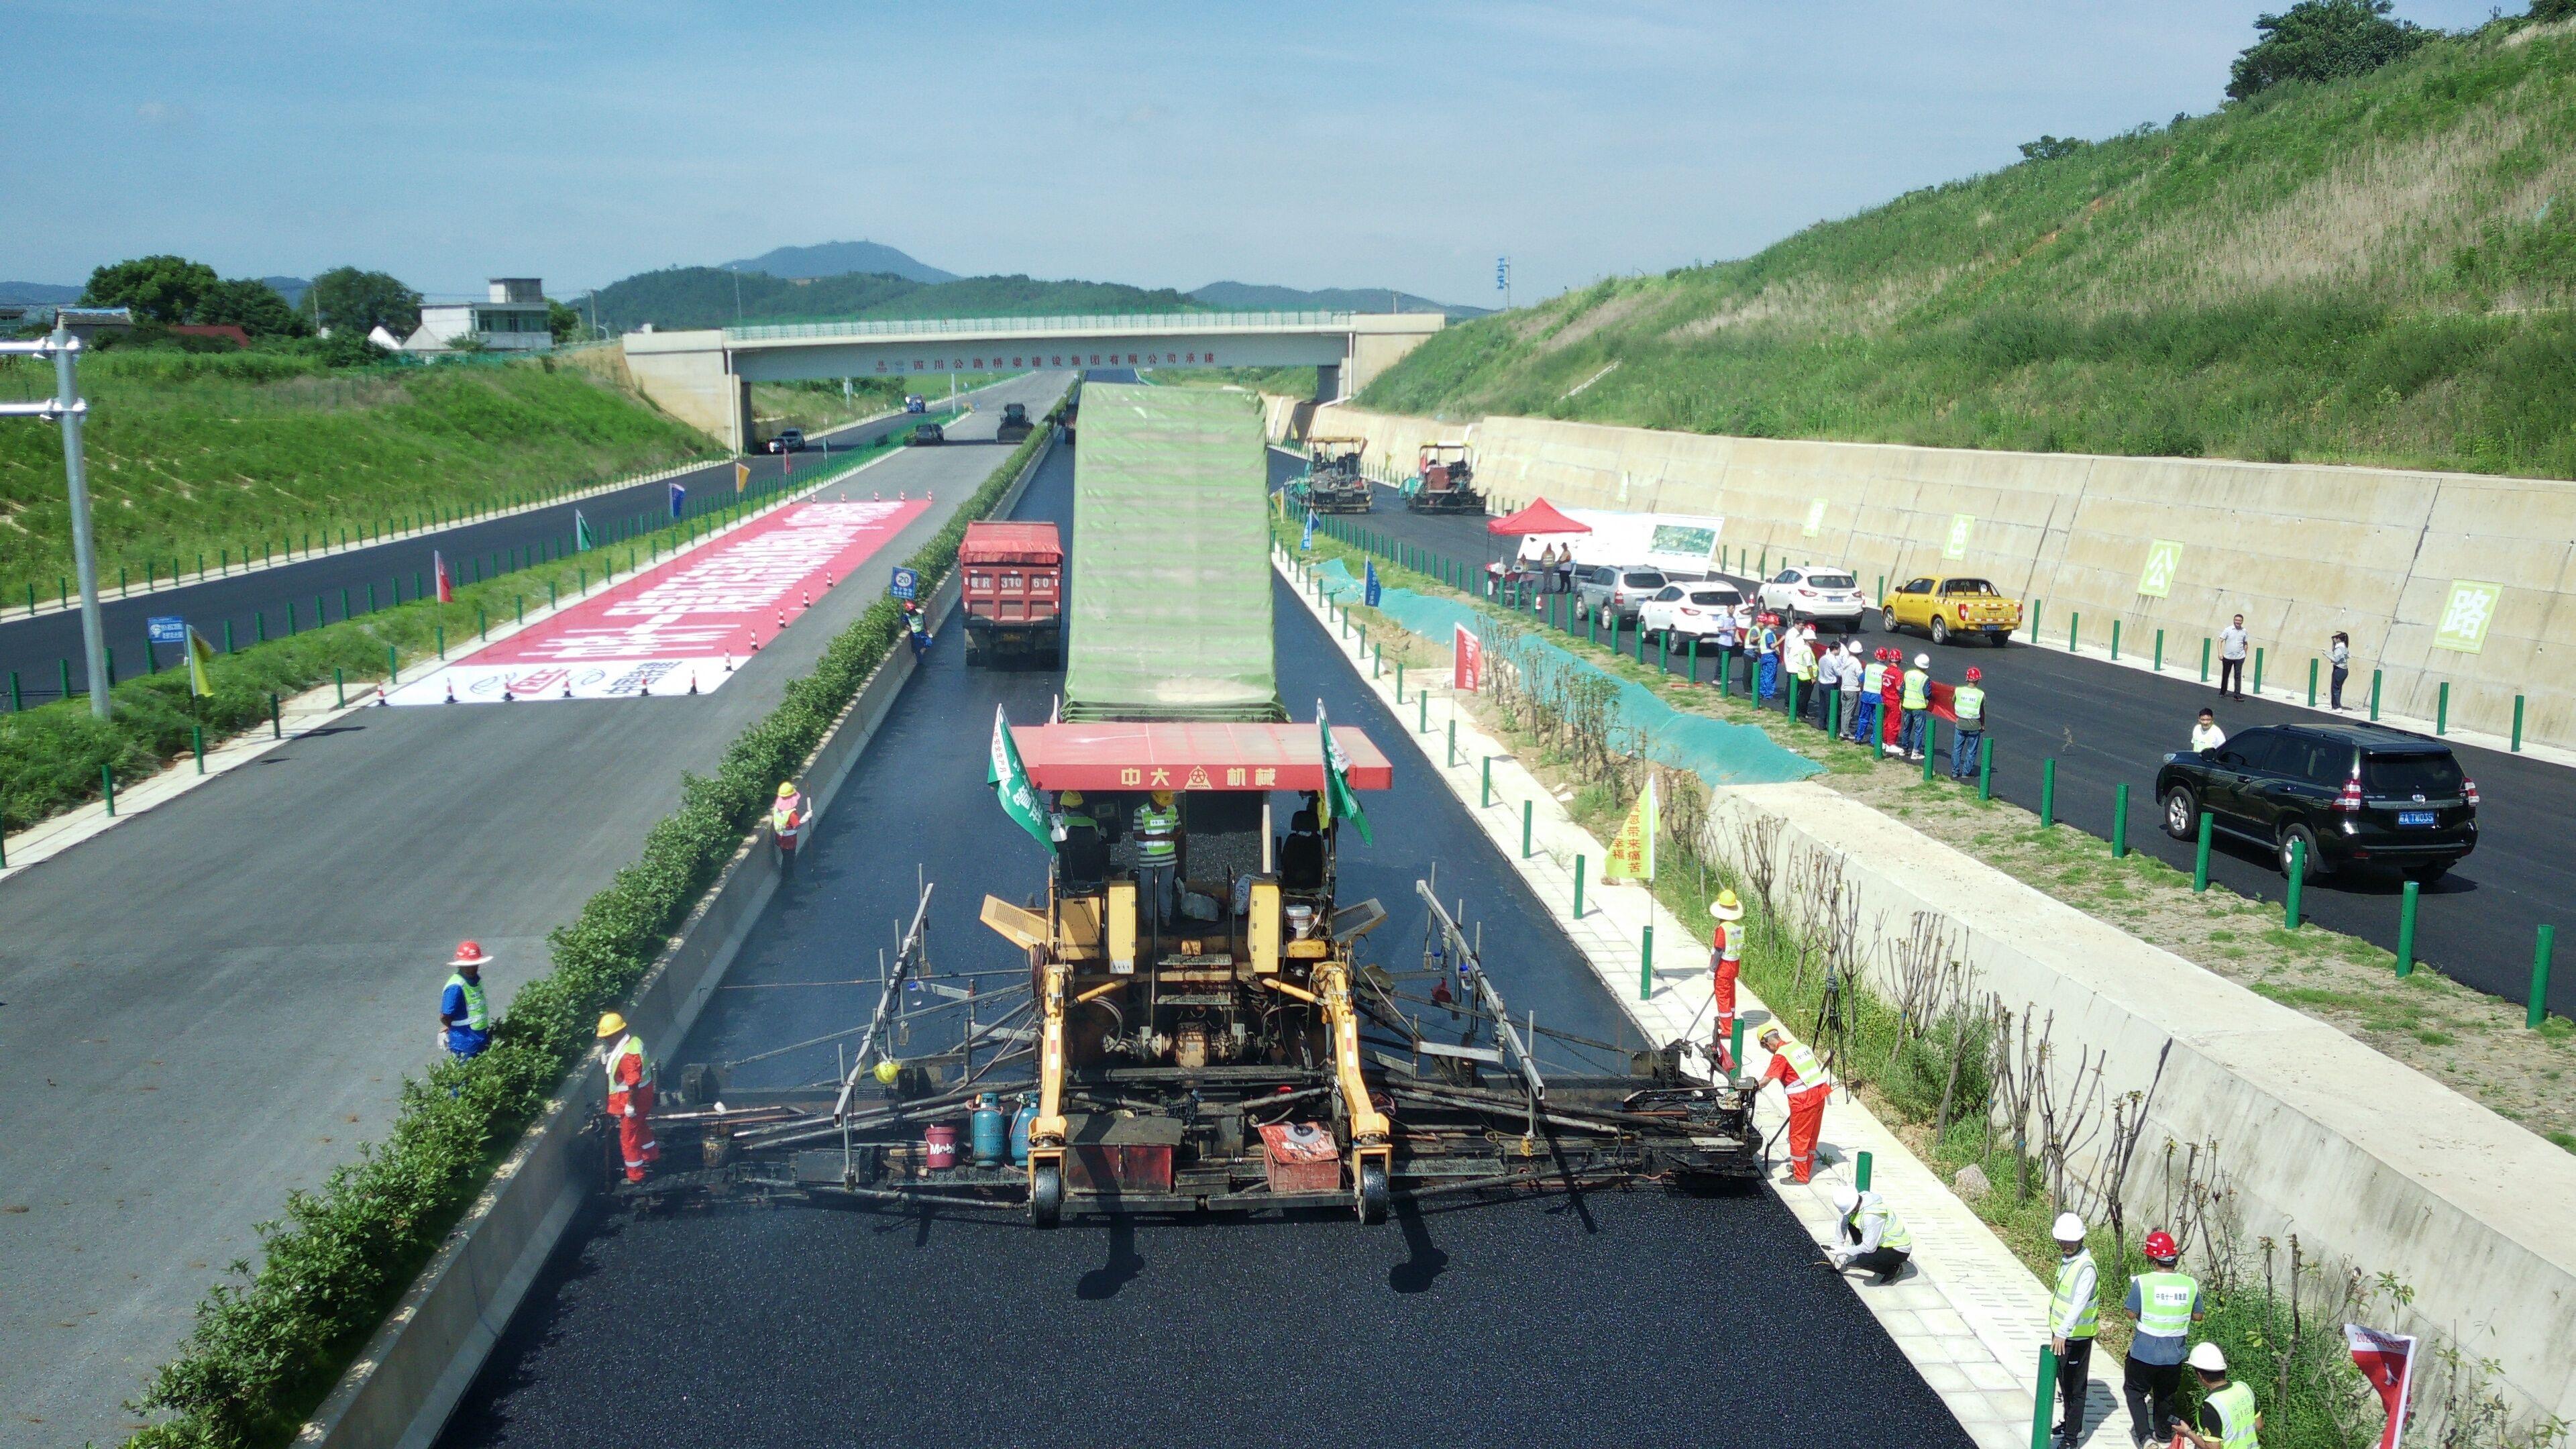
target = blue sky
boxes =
[2,1,2506,305]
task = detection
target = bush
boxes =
[121,422,1053,1448]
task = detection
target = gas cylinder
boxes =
[923,1123,960,1171]
[1010,1098,1036,1165]
[969,1097,1006,1167]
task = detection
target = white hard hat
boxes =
[2051,1212,2086,1242]
[1914,653,1931,668]
[1831,1185,1861,1214]
[2188,1341,2228,1373]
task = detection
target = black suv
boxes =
[2155,722,2477,883]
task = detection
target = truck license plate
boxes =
[2398,810,2436,827]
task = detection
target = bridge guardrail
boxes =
[724,309,1356,343]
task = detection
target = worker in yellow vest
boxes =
[1900,653,1933,761]
[1708,890,1747,1071]
[2047,1211,2100,1448]
[1827,1185,1913,1283]
[1950,666,1986,779]
[1134,790,1180,946]
[598,1012,659,1184]
[2121,1229,2205,1446]
[771,781,806,865]
[1755,1024,1833,1183]
[2176,1342,2261,1449]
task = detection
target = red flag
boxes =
[2345,1324,2417,1449]
[1453,623,1483,692]
[433,549,453,604]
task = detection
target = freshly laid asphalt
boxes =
[1289,461,2575,1019]
[0,372,1073,1449]
[0,380,1020,703]
[435,449,1971,1449]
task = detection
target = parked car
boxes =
[2155,722,2477,883]
[904,394,928,414]
[909,422,945,445]
[1756,565,1868,631]
[765,427,805,454]
[1639,582,1746,643]
[1880,574,2021,645]
[1574,565,1670,625]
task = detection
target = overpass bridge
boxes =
[623,310,1441,451]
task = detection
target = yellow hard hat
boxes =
[1060,790,1084,806]
[1709,889,1745,922]
[596,1012,627,1038]
[1758,1024,1784,1043]
[1152,789,1175,806]
[872,1058,901,1085]
[777,782,798,798]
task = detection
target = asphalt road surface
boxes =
[437,455,1970,1449]
[1281,460,2573,1019]
[0,372,1073,1449]
[0,378,1024,702]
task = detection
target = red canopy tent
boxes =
[1486,498,1591,537]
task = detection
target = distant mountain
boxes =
[262,276,311,307]
[582,267,1199,333]
[721,241,955,284]
[1190,280,1487,319]
[0,281,83,305]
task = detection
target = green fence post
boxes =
[2069,611,2079,653]
[1446,715,1457,767]
[7,671,19,712]
[2194,813,2213,892]
[1688,635,1700,684]
[2153,627,2164,672]
[59,658,71,701]
[2308,657,2319,708]
[1482,756,1493,807]
[2110,619,2121,661]
[478,606,487,640]
[2028,1345,2060,1449]
[1396,661,1405,703]
[193,724,205,774]
[255,609,266,643]
[2031,599,2042,643]
[2253,646,2265,696]
[1719,649,1732,700]
[1573,855,1586,918]
[1640,923,1654,1002]
[1978,735,1994,800]
[335,667,345,708]
[102,763,115,816]
[2112,783,2130,858]
[270,692,281,739]
[222,621,234,655]
[2200,637,2211,684]
[2513,695,2526,752]
[104,646,115,687]
[1522,799,1534,858]
[2040,758,2056,826]
[387,644,398,684]
[2284,840,2306,926]
[2532,926,2557,1028]
[1658,630,1668,673]
[1923,720,1939,781]
[1855,1149,1874,1191]
[2436,682,2449,736]
[2370,668,2383,721]
[1419,692,1429,735]
[1729,1018,1745,1081]
[2396,881,2419,979]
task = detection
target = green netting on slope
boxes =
[1066,384,1282,722]
[1313,559,1821,788]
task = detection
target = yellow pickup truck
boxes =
[1879,576,2023,646]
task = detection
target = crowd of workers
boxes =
[1697,607,1991,775]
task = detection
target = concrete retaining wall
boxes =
[292,433,1056,1449]
[1289,401,2576,751]
[1696,779,2576,1429]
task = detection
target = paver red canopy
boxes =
[1012,722,1391,792]
[1487,498,1591,537]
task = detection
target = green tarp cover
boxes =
[1064,384,1282,722]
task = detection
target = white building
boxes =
[403,278,553,354]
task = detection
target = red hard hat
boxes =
[449,940,490,967]
[1965,667,1982,682]
[2143,1230,2180,1262]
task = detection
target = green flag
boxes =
[988,706,1050,846]
[575,508,596,551]
[1316,702,1372,845]
[186,626,218,698]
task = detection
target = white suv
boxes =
[1757,565,1868,631]
[1639,582,1746,643]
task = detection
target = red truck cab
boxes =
[960,520,1065,667]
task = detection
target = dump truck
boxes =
[618,385,1757,1226]
[1293,436,1372,514]
[959,520,1063,666]
[994,401,1034,444]
[1405,441,1484,515]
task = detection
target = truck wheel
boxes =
[1030,1164,1063,1228]
[1929,616,1949,645]
[2161,786,2200,841]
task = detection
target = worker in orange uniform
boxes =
[1757,1023,1833,1183]
[598,1012,659,1183]
[1708,890,1748,1071]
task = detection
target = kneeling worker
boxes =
[1827,1185,1912,1283]
[2175,1342,2261,1449]
[598,1012,659,1184]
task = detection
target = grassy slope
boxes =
[1363,19,2576,478]
[0,351,719,598]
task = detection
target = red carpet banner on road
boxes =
[388,498,930,704]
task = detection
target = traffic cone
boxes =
[872,490,881,501]
[502,686,516,702]
[776,608,787,630]
[373,684,388,707]
[722,651,734,673]
[926,489,933,502]
[561,680,574,698]
[801,589,810,611]
[747,632,760,653]
[443,681,456,704]
[688,671,700,695]
[639,679,651,696]
[898,490,907,501]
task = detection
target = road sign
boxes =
[147,616,185,645]
[890,566,919,600]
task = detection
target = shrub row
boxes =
[123,422,1053,1448]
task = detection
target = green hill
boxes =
[1362,16,2576,480]
[586,268,1201,333]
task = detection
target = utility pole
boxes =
[731,265,743,322]
[0,308,131,718]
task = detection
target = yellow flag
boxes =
[186,626,217,698]
[1604,775,1656,883]
[735,462,751,493]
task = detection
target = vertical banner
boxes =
[2345,1324,2417,1449]
[1364,559,1381,608]
[433,549,453,604]
[735,462,751,493]
[1604,775,1657,883]
[669,482,686,519]
[1452,624,1483,692]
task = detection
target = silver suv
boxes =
[1575,565,1669,625]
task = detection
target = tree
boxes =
[303,266,422,340]
[547,298,586,343]
[81,254,221,323]
[2227,0,2432,101]
[2018,136,2086,162]
[193,278,311,338]
[2532,0,2576,21]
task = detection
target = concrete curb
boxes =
[286,429,1058,1449]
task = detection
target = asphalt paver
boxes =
[1287,458,2574,1018]
[436,445,1971,1449]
